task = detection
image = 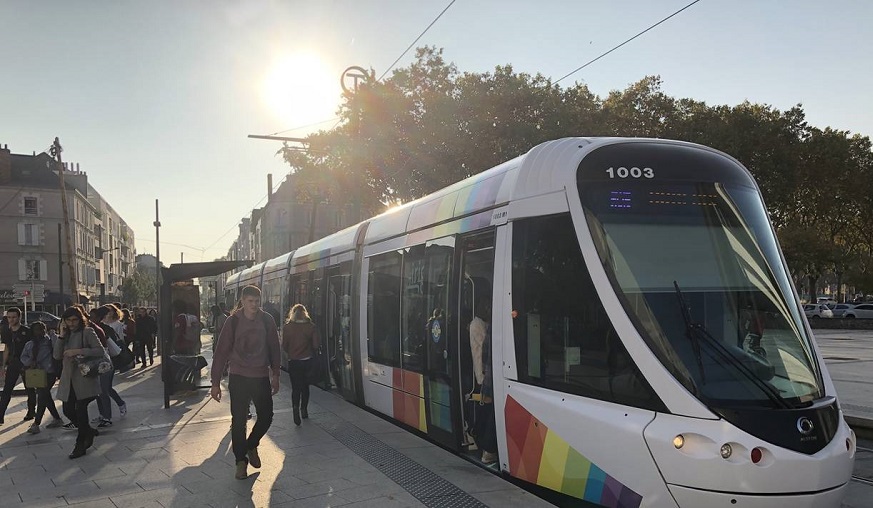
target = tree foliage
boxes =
[281,46,873,296]
[121,269,156,306]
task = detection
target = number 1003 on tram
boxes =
[223,137,855,507]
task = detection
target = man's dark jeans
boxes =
[228,374,273,463]
[0,360,36,419]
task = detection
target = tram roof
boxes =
[263,251,293,276]
[363,137,601,245]
[237,261,266,286]
[290,222,364,268]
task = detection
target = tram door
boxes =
[419,237,456,448]
[327,263,355,401]
[457,232,495,453]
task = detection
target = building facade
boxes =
[0,144,135,313]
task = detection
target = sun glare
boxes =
[261,52,338,128]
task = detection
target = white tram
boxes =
[225,138,855,507]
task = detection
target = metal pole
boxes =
[155,199,169,408]
[30,277,35,311]
[58,223,64,315]
[51,138,78,304]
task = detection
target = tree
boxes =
[275,47,873,301]
[121,269,156,306]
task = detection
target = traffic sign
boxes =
[12,283,45,302]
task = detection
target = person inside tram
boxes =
[468,299,498,464]
[426,307,446,373]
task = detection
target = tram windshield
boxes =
[577,152,822,410]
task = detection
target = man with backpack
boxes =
[210,285,280,480]
[172,300,202,355]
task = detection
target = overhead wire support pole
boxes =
[247,135,310,143]
[51,137,78,306]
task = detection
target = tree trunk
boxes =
[807,274,818,303]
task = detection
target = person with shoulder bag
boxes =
[54,306,106,459]
[282,303,320,426]
[91,305,129,427]
[20,321,65,433]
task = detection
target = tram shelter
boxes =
[159,260,252,408]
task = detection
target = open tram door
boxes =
[455,231,496,463]
[326,262,356,401]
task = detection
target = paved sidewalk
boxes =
[0,354,549,508]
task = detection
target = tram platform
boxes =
[1,329,871,508]
[0,338,549,508]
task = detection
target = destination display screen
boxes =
[576,141,756,187]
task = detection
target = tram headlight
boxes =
[720,443,733,459]
[672,435,685,449]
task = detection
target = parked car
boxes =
[832,304,855,318]
[803,304,833,319]
[25,311,61,330]
[844,304,873,319]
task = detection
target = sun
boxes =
[261,52,338,128]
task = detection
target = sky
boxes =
[2,0,871,265]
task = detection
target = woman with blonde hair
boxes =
[281,304,320,426]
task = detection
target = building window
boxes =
[18,223,40,246]
[19,259,47,281]
[24,197,38,215]
[26,260,40,279]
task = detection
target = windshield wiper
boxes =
[673,281,791,409]
[674,281,706,386]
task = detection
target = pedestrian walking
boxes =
[91,305,128,427]
[282,304,320,426]
[0,307,36,425]
[121,308,136,348]
[54,306,105,459]
[210,285,281,480]
[19,321,64,433]
[134,307,157,366]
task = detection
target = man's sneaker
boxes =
[46,418,64,429]
[23,413,35,421]
[97,419,113,428]
[26,423,41,434]
[90,416,103,424]
[119,404,127,416]
[247,447,261,468]
[235,460,248,480]
[62,422,78,430]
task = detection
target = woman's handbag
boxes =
[106,337,122,357]
[112,345,135,372]
[24,368,48,389]
[306,349,327,386]
[76,354,113,378]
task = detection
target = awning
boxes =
[42,291,90,306]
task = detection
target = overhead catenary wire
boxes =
[202,173,291,254]
[378,0,457,81]
[267,117,340,137]
[555,0,704,84]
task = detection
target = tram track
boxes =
[851,475,873,487]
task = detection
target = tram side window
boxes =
[401,245,426,372]
[511,214,664,411]
[368,252,402,367]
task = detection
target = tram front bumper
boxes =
[668,482,848,508]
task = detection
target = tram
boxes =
[224,138,855,507]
